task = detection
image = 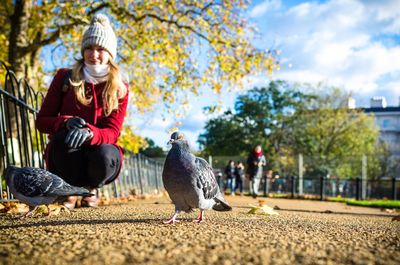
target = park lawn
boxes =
[345,199,400,209]
[266,194,400,209]
[327,197,400,209]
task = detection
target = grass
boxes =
[266,193,400,209]
[345,199,400,209]
[326,197,400,209]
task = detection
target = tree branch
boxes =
[111,5,229,46]
[24,2,110,53]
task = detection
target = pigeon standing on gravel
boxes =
[162,131,232,224]
[4,165,93,217]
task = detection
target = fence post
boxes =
[112,181,119,198]
[291,176,295,198]
[361,155,367,200]
[298,153,303,195]
[320,176,325,201]
[263,176,267,196]
[137,154,144,195]
[355,177,361,200]
[154,161,159,192]
[392,177,397,201]
[158,163,163,191]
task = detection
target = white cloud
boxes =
[129,0,400,147]
[179,110,208,132]
[253,0,400,105]
[131,108,214,150]
[250,0,281,18]
[137,116,171,131]
[367,0,400,34]
[381,81,400,100]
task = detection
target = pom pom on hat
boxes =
[91,13,109,26]
[81,14,117,58]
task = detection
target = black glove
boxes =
[65,128,92,149]
[65,117,86,131]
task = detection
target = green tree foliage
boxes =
[199,85,382,179]
[198,81,312,160]
[198,110,246,155]
[139,138,165,158]
[365,141,399,180]
[289,88,379,178]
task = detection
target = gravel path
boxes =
[0,195,399,265]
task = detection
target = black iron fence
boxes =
[259,176,399,200]
[217,175,399,200]
[0,62,163,202]
[212,155,399,200]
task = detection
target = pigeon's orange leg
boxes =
[164,211,180,224]
[193,210,204,223]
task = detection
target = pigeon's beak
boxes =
[168,139,174,145]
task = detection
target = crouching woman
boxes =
[35,14,128,208]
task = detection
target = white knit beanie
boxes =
[81,14,117,58]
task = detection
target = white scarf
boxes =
[83,63,109,84]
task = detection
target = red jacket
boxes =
[36,68,129,179]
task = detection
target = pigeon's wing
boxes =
[13,167,54,197]
[44,174,91,197]
[194,157,219,199]
[12,167,90,197]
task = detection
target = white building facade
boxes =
[363,97,400,157]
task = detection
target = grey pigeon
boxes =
[4,165,93,216]
[162,131,232,224]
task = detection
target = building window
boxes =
[382,119,390,128]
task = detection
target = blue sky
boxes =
[133,0,400,150]
[42,0,400,151]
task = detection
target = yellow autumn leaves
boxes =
[2,1,279,152]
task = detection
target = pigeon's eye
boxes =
[178,134,183,140]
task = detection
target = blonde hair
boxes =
[70,57,127,116]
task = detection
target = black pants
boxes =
[234,177,244,193]
[49,130,120,188]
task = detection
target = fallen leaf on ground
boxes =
[48,204,70,216]
[258,199,267,205]
[2,202,29,214]
[248,204,279,216]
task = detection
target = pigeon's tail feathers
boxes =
[68,187,93,197]
[46,178,92,197]
[55,186,92,197]
[212,197,232,211]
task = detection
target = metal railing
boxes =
[217,175,399,200]
[212,155,399,200]
[0,62,163,202]
[257,176,399,200]
[105,153,164,199]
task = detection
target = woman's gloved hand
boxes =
[65,128,92,148]
[65,117,86,131]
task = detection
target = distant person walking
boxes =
[234,161,245,195]
[224,160,236,195]
[246,145,266,198]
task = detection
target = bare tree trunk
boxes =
[2,1,32,172]
[8,0,32,79]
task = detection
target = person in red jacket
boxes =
[36,14,129,209]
